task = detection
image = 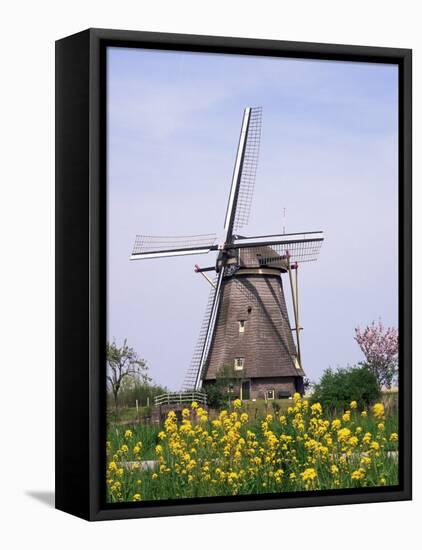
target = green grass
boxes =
[107,405,151,424]
[107,422,160,460]
[107,393,399,459]
[106,397,399,503]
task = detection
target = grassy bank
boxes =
[106,394,399,502]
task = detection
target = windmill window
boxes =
[266,389,275,400]
[234,357,244,371]
[239,320,246,333]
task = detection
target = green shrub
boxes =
[203,383,228,409]
[310,364,380,413]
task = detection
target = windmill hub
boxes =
[131,106,324,399]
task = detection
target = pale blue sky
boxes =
[107,47,398,390]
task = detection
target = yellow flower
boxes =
[389,432,399,442]
[120,444,129,453]
[351,468,365,481]
[337,428,351,443]
[311,402,322,416]
[108,461,118,472]
[182,408,190,419]
[233,399,242,409]
[293,392,301,402]
[132,493,141,501]
[379,477,387,486]
[240,412,249,423]
[124,430,133,439]
[372,403,385,419]
[361,410,367,418]
[191,401,198,409]
[155,444,163,455]
[158,431,166,440]
[151,473,158,480]
[370,441,380,451]
[111,481,121,491]
[377,422,385,431]
[180,423,191,434]
[331,419,341,430]
[331,465,339,475]
[289,472,296,481]
[350,400,358,409]
[301,468,317,482]
[342,411,351,422]
[274,469,284,482]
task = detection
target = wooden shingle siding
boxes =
[203,269,305,385]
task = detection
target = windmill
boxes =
[131,107,324,400]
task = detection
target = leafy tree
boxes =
[106,339,150,415]
[355,320,398,389]
[203,382,227,409]
[203,364,243,409]
[310,365,380,413]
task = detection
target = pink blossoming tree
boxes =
[354,320,398,389]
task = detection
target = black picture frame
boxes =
[55,27,412,521]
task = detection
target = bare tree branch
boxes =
[106,339,150,416]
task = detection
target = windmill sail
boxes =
[232,107,262,233]
[181,275,219,390]
[131,233,218,260]
[224,107,262,240]
[231,232,324,265]
[182,267,225,390]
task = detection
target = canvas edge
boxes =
[55,29,92,520]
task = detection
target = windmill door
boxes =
[241,380,251,400]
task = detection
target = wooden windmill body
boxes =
[202,249,305,400]
[131,107,324,399]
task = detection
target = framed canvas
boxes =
[55,28,412,521]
